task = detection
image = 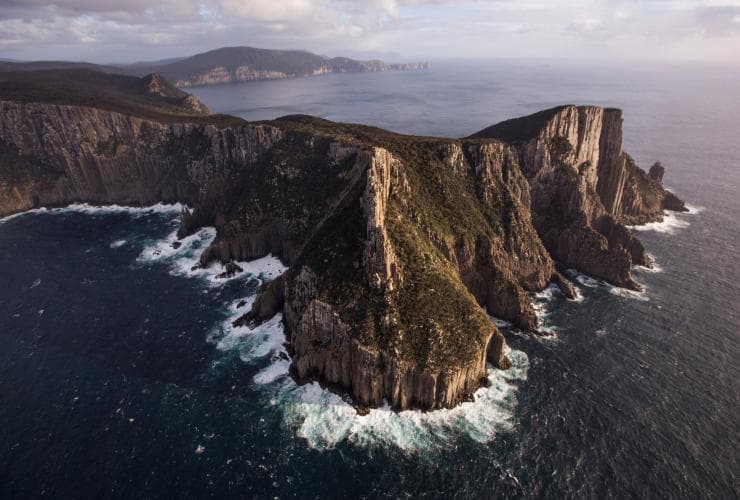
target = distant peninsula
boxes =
[0,46,430,89]
[0,69,686,411]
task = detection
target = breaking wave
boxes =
[634,262,663,274]
[137,226,286,287]
[628,207,699,235]
[1,202,183,224]
[38,203,533,452]
[565,268,649,302]
[207,293,530,452]
[530,284,563,337]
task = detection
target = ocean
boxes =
[1,60,738,498]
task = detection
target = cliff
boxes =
[470,105,687,289]
[0,73,686,411]
[212,118,555,409]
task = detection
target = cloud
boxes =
[693,5,740,36]
[1,0,200,18]
[218,0,318,23]
[0,0,739,62]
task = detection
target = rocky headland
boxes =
[0,70,686,411]
[0,46,430,89]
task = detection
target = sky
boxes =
[1,0,740,63]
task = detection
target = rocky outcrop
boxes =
[471,105,686,289]
[252,143,531,410]
[0,82,686,411]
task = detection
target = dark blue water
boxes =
[1,61,738,498]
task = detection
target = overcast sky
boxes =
[1,0,739,63]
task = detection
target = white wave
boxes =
[273,352,528,451]
[217,302,530,451]
[0,207,49,224]
[254,358,291,385]
[634,262,663,274]
[566,268,649,302]
[138,226,215,265]
[570,286,585,303]
[1,203,183,224]
[61,202,184,217]
[608,284,649,302]
[628,210,690,235]
[291,350,528,451]
[110,239,127,248]
[685,204,705,215]
[138,227,287,287]
[566,269,603,288]
[530,284,560,337]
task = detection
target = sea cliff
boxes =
[471,105,687,288]
[0,73,686,411]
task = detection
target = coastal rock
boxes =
[216,261,243,279]
[551,272,578,300]
[470,105,687,288]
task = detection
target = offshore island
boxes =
[0,68,686,411]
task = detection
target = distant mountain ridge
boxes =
[133,46,429,88]
[0,46,429,88]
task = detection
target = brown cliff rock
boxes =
[470,105,687,288]
[0,76,688,411]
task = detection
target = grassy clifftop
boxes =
[0,69,244,126]
[468,106,570,143]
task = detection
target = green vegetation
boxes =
[468,106,570,143]
[227,115,548,368]
[149,46,330,82]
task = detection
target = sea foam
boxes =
[207,292,530,452]
[137,226,287,287]
[530,284,561,337]
[565,269,649,302]
[0,203,183,224]
[628,208,698,235]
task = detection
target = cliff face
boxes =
[0,92,686,411]
[471,105,686,289]
[171,61,429,87]
[200,120,554,410]
[0,100,280,216]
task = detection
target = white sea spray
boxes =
[43,203,533,452]
[137,225,287,287]
[1,203,183,224]
[628,206,700,235]
[207,296,531,451]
